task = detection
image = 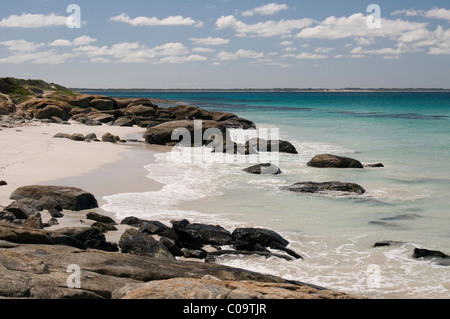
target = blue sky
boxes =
[0,0,449,88]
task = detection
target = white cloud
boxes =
[392,7,450,21]
[242,3,288,16]
[0,39,44,53]
[0,13,67,28]
[160,55,207,64]
[49,36,97,47]
[110,13,203,27]
[0,50,74,64]
[314,47,333,53]
[280,41,293,46]
[296,52,328,59]
[192,47,216,53]
[216,15,314,37]
[189,37,230,45]
[216,49,264,61]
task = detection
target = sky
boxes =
[0,0,449,89]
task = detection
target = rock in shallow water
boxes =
[307,154,364,168]
[282,181,366,195]
[243,163,281,175]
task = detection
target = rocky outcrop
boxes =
[10,185,99,211]
[307,154,364,168]
[246,138,298,154]
[112,276,357,299]
[282,181,366,195]
[243,163,281,175]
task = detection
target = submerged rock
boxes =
[243,163,282,175]
[413,248,449,259]
[307,154,364,168]
[282,181,366,195]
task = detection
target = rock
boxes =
[0,221,85,249]
[139,221,169,236]
[68,95,91,108]
[112,277,357,299]
[368,221,400,228]
[84,133,97,141]
[54,227,106,245]
[91,222,118,233]
[86,212,117,225]
[232,228,289,248]
[68,133,85,141]
[234,241,270,253]
[207,249,294,262]
[185,222,234,246]
[125,105,156,118]
[120,216,147,228]
[246,139,298,154]
[373,240,405,247]
[282,181,366,195]
[0,180,7,186]
[220,117,256,130]
[143,120,226,146]
[182,248,208,259]
[53,132,70,139]
[85,239,119,252]
[243,163,282,175]
[119,228,174,259]
[39,196,63,211]
[10,185,99,211]
[164,227,204,250]
[160,237,184,257]
[90,98,116,111]
[113,116,133,127]
[0,211,16,222]
[86,112,115,124]
[22,213,44,229]
[34,105,68,121]
[167,105,206,120]
[0,101,16,115]
[102,133,117,143]
[4,201,40,219]
[413,248,449,259]
[307,154,364,168]
[364,163,384,168]
[50,116,64,124]
[269,242,303,259]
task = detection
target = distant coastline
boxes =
[73,88,450,93]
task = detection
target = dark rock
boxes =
[282,181,366,195]
[125,105,156,118]
[269,242,303,259]
[164,227,204,250]
[232,228,289,248]
[185,223,234,246]
[139,221,169,236]
[220,117,256,130]
[22,213,44,229]
[113,116,133,127]
[207,249,294,262]
[84,133,97,141]
[120,216,146,227]
[119,228,174,259]
[34,105,68,121]
[68,133,85,141]
[167,105,205,120]
[91,222,118,233]
[0,211,16,222]
[243,163,282,175]
[50,116,64,124]
[86,212,117,225]
[0,180,7,186]
[246,139,298,154]
[4,201,40,219]
[54,227,106,244]
[0,220,86,249]
[364,163,384,168]
[68,95,91,108]
[171,219,190,229]
[373,240,405,247]
[369,221,400,228]
[234,241,270,252]
[44,218,59,227]
[39,196,63,211]
[160,237,184,257]
[182,248,208,259]
[0,101,16,116]
[10,185,98,211]
[53,133,70,139]
[307,154,364,168]
[85,239,119,252]
[143,120,226,146]
[102,133,117,143]
[90,98,116,111]
[413,248,449,259]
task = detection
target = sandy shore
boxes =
[0,119,170,243]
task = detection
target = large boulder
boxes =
[232,228,289,248]
[307,154,364,168]
[10,185,98,211]
[282,181,366,195]
[0,101,16,115]
[90,98,116,111]
[182,221,233,246]
[34,105,68,121]
[119,228,174,259]
[246,139,298,154]
[143,120,226,146]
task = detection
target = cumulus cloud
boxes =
[0,39,45,53]
[296,52,328,59]
[216,49,264,61]
[392,7,450,21]
[216,15,313,37]
[0,13,67,28]
[242,3,288,16]
[49,36,97,47]
[189,37,230,45]
[110,13,203,27]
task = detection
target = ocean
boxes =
[86,91,450,299]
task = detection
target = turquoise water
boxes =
[93,91,450,299]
